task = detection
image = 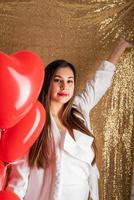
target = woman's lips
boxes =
[58,92,69,96]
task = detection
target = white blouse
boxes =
[7,61,115,200]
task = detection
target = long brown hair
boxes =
[28,60,96,168]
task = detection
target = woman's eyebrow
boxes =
[54,75,74,79]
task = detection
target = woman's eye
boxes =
[54,79,74,84]
[54,79,61,83]
[67,80,74,84]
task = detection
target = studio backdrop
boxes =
[0,0,133,199]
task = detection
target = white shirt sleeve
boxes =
[74,60,116,113]
[6,154,30,200]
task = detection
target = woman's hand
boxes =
[107,37,134,65]
[118,37,134,49]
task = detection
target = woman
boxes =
[6,38,133,200]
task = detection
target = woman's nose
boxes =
[60,81,67,90]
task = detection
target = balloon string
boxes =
[0,129,2,140]
[0,129,7,140]
[1,165,7,180]
[6,160,25,167]
[0,164,7,191]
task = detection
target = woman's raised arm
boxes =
[74,38,134,114]
[108,38,134,65]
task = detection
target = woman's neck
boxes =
[50,101,67,132]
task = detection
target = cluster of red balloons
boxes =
[0,50,46,199]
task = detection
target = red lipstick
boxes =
[58,92,69,96]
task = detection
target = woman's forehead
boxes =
[55,67,74,77]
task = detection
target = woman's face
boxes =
[50,66,75,105]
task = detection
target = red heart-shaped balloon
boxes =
[0,190,20,200]
[0,101,46,162]
[0,50,44,129]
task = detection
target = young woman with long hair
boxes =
[6,38,133,200]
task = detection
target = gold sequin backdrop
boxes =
[0,0,134,199]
